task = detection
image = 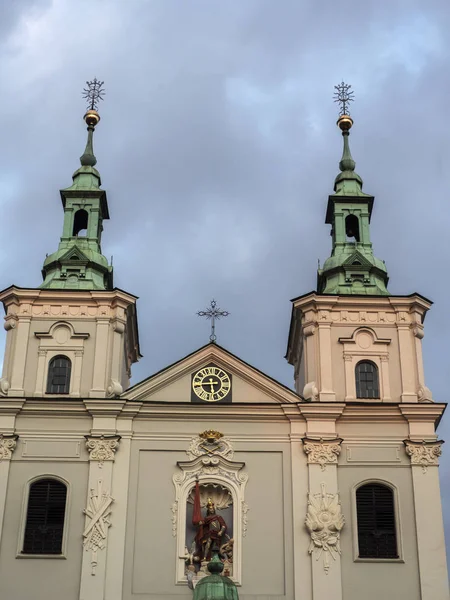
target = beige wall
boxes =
[338,464,421,600]
[123,434,295,600]
[0,459,88,600]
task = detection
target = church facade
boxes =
[0,95,447,600]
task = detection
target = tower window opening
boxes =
[345,214,360,242]
[356,483,398,559]
[355,360,379,399]
[73,209,89,237]
[22,479,67,554]
[46,355,72,394]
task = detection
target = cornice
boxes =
[0,286,138,309]
[83,399,127,417]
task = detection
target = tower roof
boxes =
[317,84,389,296]
[41,80,113,291]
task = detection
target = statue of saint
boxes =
[192,484,227,562]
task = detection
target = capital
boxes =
[404,439,443,473]
[85,434,121,466]
[0,434,19,461]
[302,437,343,470]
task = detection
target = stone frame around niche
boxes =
[172,453,248,586]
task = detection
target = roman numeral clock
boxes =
[191,364,232,403]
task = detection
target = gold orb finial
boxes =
[84,109,100,127]
[337,114,353,132]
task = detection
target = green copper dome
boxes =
[193,554,239,600]
[317,116,389,296]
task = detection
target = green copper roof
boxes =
[40,111,113,290]
[317,118,389,296]
[193,555,239,600]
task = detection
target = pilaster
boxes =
[0,433,18,549]
[302,423,344,600]
[404,439,449,600]
[79,434,120,600]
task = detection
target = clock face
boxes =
[191,365,232,403]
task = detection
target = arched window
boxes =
[356,483,398,558]
[22,479,67,554]
[345,214,360,242]
[73,209,88,237]
[355,361,379,399]
[46,356,71,394]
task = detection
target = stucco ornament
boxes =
[187,430,234,460]
[404,439,443,473]
[305,483,345,573]
[302,437,343,471]
[0,434,18,460]
[83,479,114,575]
[172,432,248,585]
[85,435,120,467]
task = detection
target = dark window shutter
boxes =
[22,479,67,554]
[355,361,380,399]
[46,356,72,394]
[356,483,398,558]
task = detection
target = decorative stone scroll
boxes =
[83,479,114,575]
[173,432,248,585]
[302,437,343,471]
[0,434,18,460]
[85,435,120,467]
[305,483,345,574]
[404,439,443,473]
[187,429,234,461]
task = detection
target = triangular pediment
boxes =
[342,250,373,268]
[59,246,89,264]
[123,343,300,404]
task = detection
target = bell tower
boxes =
[0,80,140,398]
[286,84,433,404]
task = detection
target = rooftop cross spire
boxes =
[79,79,104,167]
[316,83,389,296]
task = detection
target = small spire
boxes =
[332,82,364,196]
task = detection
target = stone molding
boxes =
[85,435,121,466]
[404,439,444,473]
[302,437,343,470]
[305,483,345,574]
[82,479,114,575]
[0,434,18,460]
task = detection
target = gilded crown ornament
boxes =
[199,430,224,443]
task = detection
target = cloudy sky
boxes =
[1,0,449,555]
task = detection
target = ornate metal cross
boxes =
[333,81,354,116]
[197,300,229,342]
[82,78,105,111]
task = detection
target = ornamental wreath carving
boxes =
[404,439,443,473]
[305,483,345,574]
[83,479,114,575]
[85,435,121,467]
[302,438,343,471]
[0,434,18,461]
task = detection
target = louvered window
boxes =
[355,361,379,399]
[356,483,398,558]
[46,355,71,394]
[22,479,67,554]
